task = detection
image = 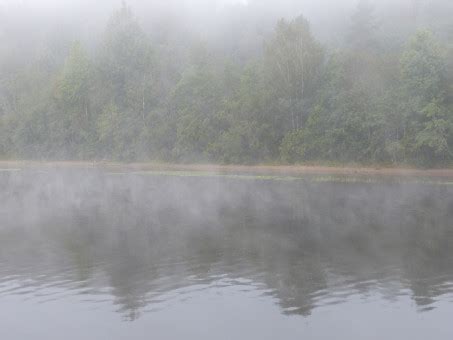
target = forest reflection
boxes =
[0,171,452,321]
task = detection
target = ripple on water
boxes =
[1,174,453,336]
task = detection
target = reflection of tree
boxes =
[1,172,453,319]
[261,250,327,316]
[399,193,453,310]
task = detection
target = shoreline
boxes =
[1,161,453,179]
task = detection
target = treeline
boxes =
[1,1,452,165]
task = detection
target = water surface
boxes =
[1,170,453,339]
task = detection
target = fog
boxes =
[0,0,433,49]
[1,169,453,331]
[2,0,451,165]
[1,2,453,337]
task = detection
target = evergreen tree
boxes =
[400,31,451,164]
[52,41,94,158]
[96,3,154,159]
[264,16,324,131]
[348,0,379,52]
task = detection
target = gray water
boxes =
[1,170,453,340]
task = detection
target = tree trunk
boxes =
[142,74,146,121]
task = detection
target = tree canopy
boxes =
[0,1,452,166]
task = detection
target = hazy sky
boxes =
[0,0,430,49]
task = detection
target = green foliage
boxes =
[264,15,324,131]
[51,42,95,159]
[1,4,453,167]
[209,120,275,164]
[413,101,452,164]
[0,117,6,158]
[56,42,91,109]
[280,129,307,163]
[401,31,446,106]
[97,2,154,112]
[171,65,225,161]
[399,31,451,164]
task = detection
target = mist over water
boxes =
[1,0,453,338]
[1,170,453,339]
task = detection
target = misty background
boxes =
[1,2,453,336]
[0,0,452,165]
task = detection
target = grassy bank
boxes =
[2,161,453,182]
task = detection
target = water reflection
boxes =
[0,170,453,321]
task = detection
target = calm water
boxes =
[1,170,453,339]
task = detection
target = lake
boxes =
[1,169,453,339]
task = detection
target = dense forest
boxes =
[1,0,452,165]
